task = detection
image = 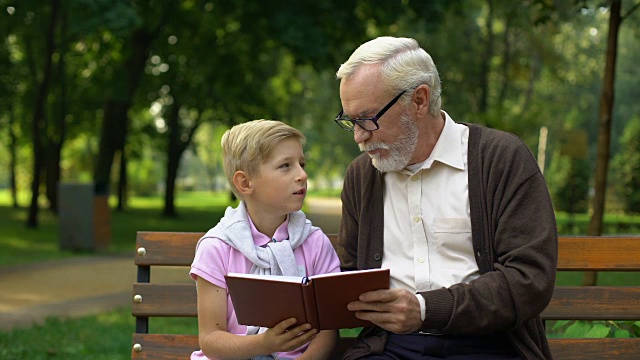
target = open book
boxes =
[225,268,390,330]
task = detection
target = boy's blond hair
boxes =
[221,119,306,199]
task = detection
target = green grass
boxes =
[0,305,359,359]
[0,307,198,359]
[0,190,233,266]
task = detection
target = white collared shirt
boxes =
[381,112,480,295]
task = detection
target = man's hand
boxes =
[347,288,423,334]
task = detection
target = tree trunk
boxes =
[45,142,63,213]
[45,65,66,214]
[163,102,182,218]
[162,101,201,218]
[45,4,67,214]
[27,0,59,228]
[585,0,621,286]
[93,29,154,196]
[93,100,129,195]
[116,149,128,211]
[521,55,541,114]
[9,109,19,208]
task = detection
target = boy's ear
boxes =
[233,171,253,195]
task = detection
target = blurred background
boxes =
[0,0,640,256]
[1,0,640,251]
[2,1,640,358]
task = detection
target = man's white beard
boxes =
[359,114,418,173]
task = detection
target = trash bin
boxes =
[58,182,111,251]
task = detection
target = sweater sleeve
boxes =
[337,157,361,272]
[337,153,385,272]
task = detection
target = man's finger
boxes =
[358,288,397,302]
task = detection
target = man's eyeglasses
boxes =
[334,90,406,131]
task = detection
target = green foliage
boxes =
[339,328,362,338]
[549,320,640,339]
[612,116,640,213]
[66,0,142,37]
[547,154,591,213]
[126,147,164,196]
[555,211,640,234]
[2,0,640,224]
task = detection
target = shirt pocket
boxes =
[432,217,475,270]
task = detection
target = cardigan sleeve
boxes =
[420,126,558,334]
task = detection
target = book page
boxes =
[310,268,389,279]
[226,272,304,283]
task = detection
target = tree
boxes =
[147,0,461,216]
[26,0,59,228]
[585,0,639,285]
[91,1,177,198]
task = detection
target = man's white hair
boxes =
[336,36,442,116]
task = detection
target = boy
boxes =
[190,119,340,360]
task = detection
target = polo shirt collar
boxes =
[248,213,291,247]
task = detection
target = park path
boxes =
[0,197,341,331]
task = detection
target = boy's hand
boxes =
[260,318,318,354]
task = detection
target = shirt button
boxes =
[413,216,421,223]
[374,253,382,261]
[418,258,425,263]
[411,175,418,181]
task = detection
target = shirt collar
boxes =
[248,213,291,247]
[423,111,465,171]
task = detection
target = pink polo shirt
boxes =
[189,216,340,360]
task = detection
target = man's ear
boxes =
[232,171,253,196]
[412,85,431,117]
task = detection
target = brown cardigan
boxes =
[337,123,558,359]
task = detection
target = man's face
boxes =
[358,113,418,173]
[339,65,418,172]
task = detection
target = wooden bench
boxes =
[131,232,640,359]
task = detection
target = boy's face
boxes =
[248,137,307,216]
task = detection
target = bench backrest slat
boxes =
[132,283,197,317]
[135,232,640,270]
[130,284,640,322]
[556,236,640,270]
[541,286,640,320]
[135,232,204,266]
[132,333,199,360]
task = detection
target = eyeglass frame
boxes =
[334,90,407,131]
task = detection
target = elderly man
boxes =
[334,36,557,360]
